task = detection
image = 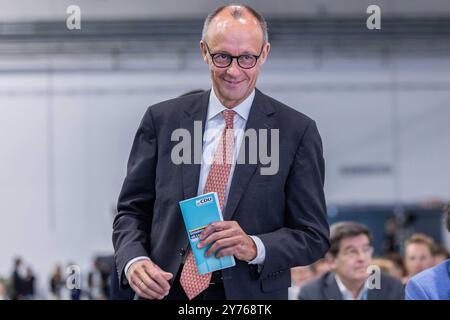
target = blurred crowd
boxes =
[1,205,448,300]
[290,204,450,300]
[0,257,112,300]
[289,230,449,299]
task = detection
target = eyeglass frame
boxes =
[339,245,374,259]
[203,41,265,69]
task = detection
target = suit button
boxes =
[179,248,186,256]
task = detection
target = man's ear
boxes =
[325,252,336,268]
[259,42,271,66]
[199,41,209,64]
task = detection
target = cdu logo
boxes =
[196,196,213,206]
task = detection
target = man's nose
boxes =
[357,250,370,260]
[226,59,241,77]
[356,253,365,261]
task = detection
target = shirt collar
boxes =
[334,274,368,300]
[207,87,254,121]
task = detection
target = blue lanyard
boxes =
[360,288,368,300]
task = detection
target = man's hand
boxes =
[198,221,257,261]
[127,259,173,300]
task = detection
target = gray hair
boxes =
[201,4,269,44]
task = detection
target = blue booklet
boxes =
[179,192,236,275]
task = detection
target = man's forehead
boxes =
[406,242,432,252]
[207,9,263,41]
[340,235,370,248]
[212,8,260,28]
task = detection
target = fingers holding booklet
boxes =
[198,221,257,261]
[179,192,239,275]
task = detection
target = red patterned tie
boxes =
[180,109,236,300]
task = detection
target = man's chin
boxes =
[357,273,371,280]
[220,91,247,104]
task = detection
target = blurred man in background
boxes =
[404,233,435,280]
[433,245,450,265]
[299,221,404,300]
[310,258,331,278]
[0,281,9,300]
[288,259,331,300]
[49,264,63,300]
[24,267,35,299]
[289,266,315,300]
[11,257,27,300]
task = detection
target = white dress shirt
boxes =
[335,274,369,300]
[124,88,266,281]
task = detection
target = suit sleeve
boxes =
[112,107,157,287]
[257,120,330,280]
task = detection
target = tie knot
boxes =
[222,109,236,129]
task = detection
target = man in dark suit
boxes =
[299,222,404,300]
[113,4,329,300]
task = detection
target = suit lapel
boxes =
[223,89,276,221]
[180,88,277,220]
[323,272,343,300]
[367,285,382,300]
[181,90,210,200]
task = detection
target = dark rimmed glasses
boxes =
[204,42,264,69]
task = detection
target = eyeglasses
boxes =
[340,246,374,259]
[204,42,264,69]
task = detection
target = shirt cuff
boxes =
[124,256,151,283]
[247,235,266,265]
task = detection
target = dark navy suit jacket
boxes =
[112,89,330,299]
[298,271,405,300]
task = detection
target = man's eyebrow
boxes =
[240,50,257,55]
[211,48,258,55]
[342,243,370,250]
[212,48,230,54]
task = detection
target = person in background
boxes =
[288,266,316,300]
[0,281,9,300]
[433,245,450,265]
[406,204,450,300]
[310,258,331,277]
[386,253,407,283]
[67,262,82,300]
[404,233,435,280]
[24,267,36,299]
[88,260,106,300]
[371,258,406,281]
[382,216,399,255]
[11,257,27,300]
[299,221,404,300]
[49,264,63,300]
[289,258,331,299]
